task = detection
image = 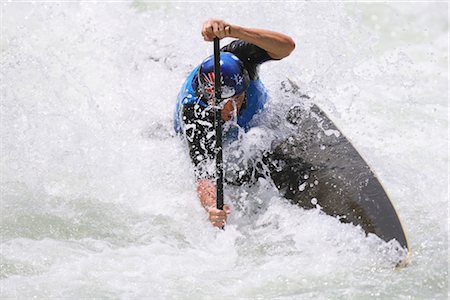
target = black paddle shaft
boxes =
[213,38,224,210]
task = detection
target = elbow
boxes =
[289,37,296,53]
[267,36,296,60]
[284,37,296,58]
[273,37,296,60]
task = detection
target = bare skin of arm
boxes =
[201,18,296,59]
[197,179,231,228]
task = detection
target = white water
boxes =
[1,2,448,299]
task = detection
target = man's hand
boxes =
[197,179,231,228]
[201,18,231,41]
[207,204,231,228]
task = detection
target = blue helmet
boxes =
[197,52,250,102]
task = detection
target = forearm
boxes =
[229,25,295,59]
[197,179,216,210]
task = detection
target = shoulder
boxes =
[221,40,273,64]
[221,40,274,80]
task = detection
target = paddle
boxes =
[213,37,224,210]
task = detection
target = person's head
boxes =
[197,52,250,121]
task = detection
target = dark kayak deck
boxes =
[267,101,409,253]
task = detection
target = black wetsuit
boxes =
[179,40,274,180]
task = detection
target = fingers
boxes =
[201,22,213,41]
[214,22,226,39]
[223,204,231,214]
[208,205,231,228]
[208,208,227,226]
[202,19,231,41]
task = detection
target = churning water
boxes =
[1,2,448,299]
